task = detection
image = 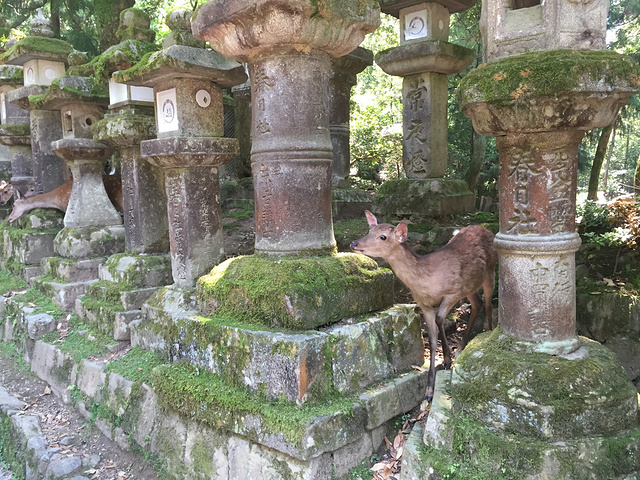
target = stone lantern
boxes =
[0,64,34,196]
[400,0,640,476]
[2,10,73,194]
[91,8,169,255]
[114,9,247,287]
[373,0,476,219]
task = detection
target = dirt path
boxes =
[0,348,158,480]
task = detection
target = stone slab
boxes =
[54,225,125,260]
[36,278,96,311]
[40,257,105,283]
[98,254,173,288]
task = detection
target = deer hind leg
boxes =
[462,292,482,348]
[483,268,496,330]
[435,296,461,369]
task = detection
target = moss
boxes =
[43,317,114,363]
[8,288,63,319]
[92,112,156,143]
[0,35,73,63]
[67,39,159,88]
[27,76,108,109]
[107,347,165,383]
[452,328,637,438]
[0,122,30,137]
[151,361,356,446]
[189,439,214,479]
[0,270,26,295]
[196,253,389,329]
[457,49,640,109]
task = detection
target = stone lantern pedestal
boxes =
[373,0,476,220]
[401,50,640,479]
[30,76,125,310]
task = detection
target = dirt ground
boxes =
[0,348,159,480]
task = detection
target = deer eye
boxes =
[379,235,386,241]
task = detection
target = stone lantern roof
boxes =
[379,0,476,17]
[113,45,247,87]
[24,76,109,111]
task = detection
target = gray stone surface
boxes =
[44,456,82,480]
[53,225,125,260]
[99,254,172,288]
[0,385,26,412]
[423,370,453,448]
[75,359,106,400]
[26,312,56,340]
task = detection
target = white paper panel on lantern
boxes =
[156,88,179,133]
[0,92,6,124]
[130,86,154,103]
[23,59,65,86]
[403,7,429,41]
[109,79,129,105]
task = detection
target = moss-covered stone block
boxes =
[196,253,394,330]
[451,328,638,440]
[373,178,475,220]
[77,280,128,336]
[40,256,104,283]
[99,253,172,289]
[0,35,73,64]
[3,229,59,273]
[54,225,125,260]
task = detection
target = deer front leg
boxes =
[421,307,439,403]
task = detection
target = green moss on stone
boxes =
[0,35,73,63]
[107,346,165,383]
[151,361,356,446]
[457,49,640,109]
[0,270,26,295]
[8,288,63,319]
[0,122,29,137]
[196,253,391,329]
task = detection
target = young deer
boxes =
[6,175,124,223]
[350,211,497,402]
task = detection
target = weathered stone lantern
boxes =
[33,77,123,237]
[0,64,34,195]
[114,9,247,287]
[91,8,169,255]
[374,0,476,219]
[2,10,72,194]
[193,0,380,256]
[400,0,640,476]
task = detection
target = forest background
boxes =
[1,0,639,204]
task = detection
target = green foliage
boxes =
[107,347,165,383]
[578,199,640,250]
[0,270,26,296]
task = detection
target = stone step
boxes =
[40,257,105,283]
[132,300,425,405]
[114,310,142,341]
[35,278,97,311]
[98,253,173,288]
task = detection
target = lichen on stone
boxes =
[457,49,640,109]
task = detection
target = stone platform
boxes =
[401,330,640,479]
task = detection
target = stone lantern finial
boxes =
[163,9,205,49]
[115,8,156,43]
[29,9,54,38]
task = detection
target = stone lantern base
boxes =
[401,329,640,479]
[373,178,475,221]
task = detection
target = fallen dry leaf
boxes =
[44,386,51,395]
[411,365,427,372]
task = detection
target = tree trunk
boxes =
[602,120,617,193]
[464,129,487,192]
[50,0,61,38]
[95,0,135,52]
[635,154,640,198]
[587,121,615,201]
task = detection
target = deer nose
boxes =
[350,240,358,250]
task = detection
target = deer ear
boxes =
[14,189,23,200]
[395,223,408,242]
[364,210,378,228]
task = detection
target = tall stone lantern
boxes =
[192,0,380,256]
[400,0,640,477]
[114,10,247,287]
[2,10,72,194]
[373,0,476,219]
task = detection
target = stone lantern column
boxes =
[2,10,72,194]
[0,64,34,196]
[192,0,380,256]
[114,9,247,287]
[329,47,373,189]
[372,1,476,219]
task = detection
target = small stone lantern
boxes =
[33,76,124,259]
[114,9,247,287]
[2,10,73,194]
[374,0,476,219]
